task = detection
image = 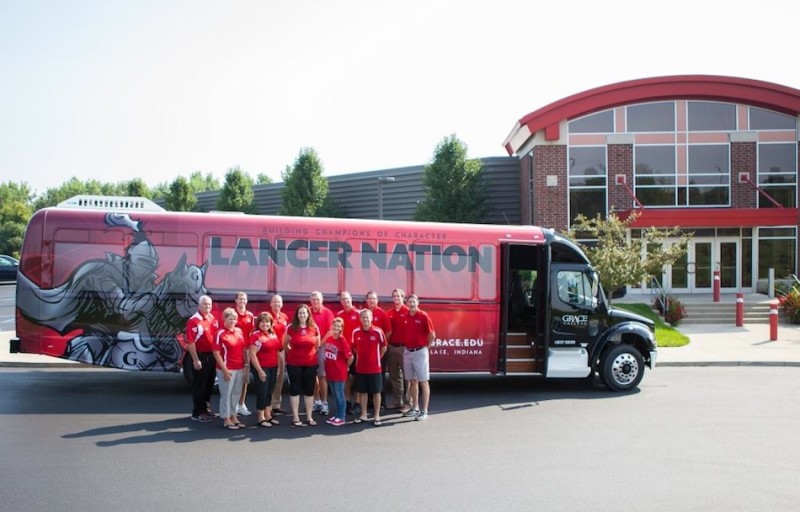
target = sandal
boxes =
[373,419,382,426]
[235,423,246,429]
[292,420,305,427]
[258,420,272,428]
[268,418,280,425]
[306,419,317,426]
[224,423,239,430]
[354,416,368,424]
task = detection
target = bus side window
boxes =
[557,271,575,304]
[558,270,592,308]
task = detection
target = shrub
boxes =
[652,293,687,326]
[778,282,800,324]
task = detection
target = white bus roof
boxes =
[57,195,165,212]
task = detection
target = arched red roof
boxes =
[504,75,800,155]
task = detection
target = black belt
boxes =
[390,344,404,348]
[406,346,426,352]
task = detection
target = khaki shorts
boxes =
[403,346,429,381]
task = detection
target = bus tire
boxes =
[601,344,644,391]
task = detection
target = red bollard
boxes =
[735,293,744,327]
[713,270,721,302]
[770,300,779,341]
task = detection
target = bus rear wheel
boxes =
[601,344,644,391]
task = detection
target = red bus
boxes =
[12,195,656,390]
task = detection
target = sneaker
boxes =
[191,413,213,423]
[402,408,419,418]
[329,418,345,426]
[205,403,219,418]
[416,411,429,421]
[320,402,329,416]
[313,400,323,412]
[237,404,252,416]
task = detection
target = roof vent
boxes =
[57,195,165,212]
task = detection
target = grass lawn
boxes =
[613,303,690,348]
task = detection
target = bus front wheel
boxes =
[601,344,644,391]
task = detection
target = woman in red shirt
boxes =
[248,312,282,428]
[323,318,354,426]
[283,304,320,427]
[213,308,249,430]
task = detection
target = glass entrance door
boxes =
[717,238,739,290]
[667,238,739,292]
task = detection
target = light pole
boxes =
[377,176,395,219]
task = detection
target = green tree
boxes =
[124,178,151,198]
[566,211,691,303]
[216,167,256,213]
[33,177,133,210]
[414,134,489,223]
[279,148,328,217]
[165,176,197,212]
[188,171,220,194]
[33,177,90,210]
[316,195,345,218]
[151,181,170,200]
[0,181,34,257]
[256,173,273,185]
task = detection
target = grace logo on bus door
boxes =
[209,237,493,273]
[561,314,589,326]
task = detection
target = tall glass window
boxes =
[568,146,606,222]
[568,102,796,213]
[758,227,796,279]
[687,144,730,205]
[635,145,676,206]
[758,143,797,208]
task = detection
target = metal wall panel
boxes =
[191,156,521,223]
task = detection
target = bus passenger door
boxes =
[500,243,544,374]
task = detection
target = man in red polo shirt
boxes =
[336,291,362,339]
[402,294,435,421]
[351,308,387,426]
[310,290,336,415]
[385,288,409,409]
[186,295,219,422]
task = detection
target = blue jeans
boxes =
[328,380,346,420]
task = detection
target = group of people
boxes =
[184,288,436,430]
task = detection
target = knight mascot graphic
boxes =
[16,212,207,371]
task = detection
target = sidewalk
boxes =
[615,292,800,367]
[659,322,800,367]
[2,323,800,369]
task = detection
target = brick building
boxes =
[503,75,800,295]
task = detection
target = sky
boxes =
[1,0,798,195]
